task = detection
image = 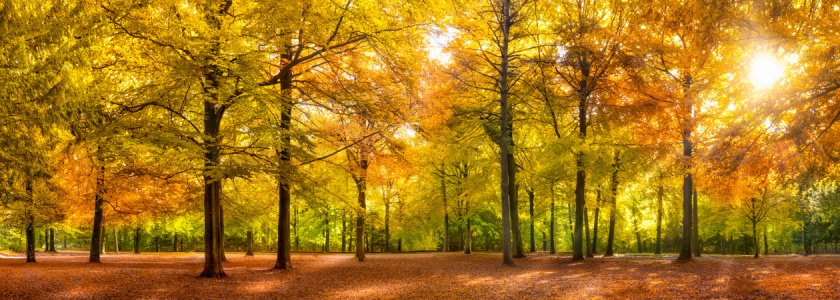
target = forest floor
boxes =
[1,250,839,299]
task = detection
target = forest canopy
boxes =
[2,0,840,278]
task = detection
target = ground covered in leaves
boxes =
[1,250,839,299]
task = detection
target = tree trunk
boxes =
[442,177,448,252]
[720,233,725,255]
[509,152,525,259]
[568,203,574,246]
[25,178,36,263]
[572,55,591,261]
[592,188,601,255]
[324,209,330,253]
[173,234,178,252]
[528,189,535,253]
[134,227,141,254]
[605,151,620,257]
[549,184,556,254]
[635,218,642,253]
[678,74,694,261]
[198,2,230,277]
[220,204,226,261]
[753,222,759,258]
[385,199,390,252]
[89,165,105,263]
[341,209,347,252]
[113,227,119,253]
[692,189,700,257]
[585,207,593,258]
[465,217,472,254]
[246,231,254,256]
[398,238,402,252]
[355,160,369,261]
[49,228,56,252]
[497,0,514,265]
[655,173,664,255]
[763,227,768,256]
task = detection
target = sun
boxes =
[750,54,784,89]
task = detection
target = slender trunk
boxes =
[220,204,226,260]
[134,227,140,254]
[550,184,556,254]
[442,176,448,252]
[655,173,664,254]
[113,227,119,253]
[605,151,620,257]
[572,54,590,261]
[692,189,700,257]
[398,238,402,252]
[585,207,593,258]
[25,178,35,262]
[720,233,725,255]
[678,74,694,261]
[385,199,390,252]
[294,205,299,252]
[528,189,535,253]
[498,0,514,265]
[509,153,525,258]
[763,227,768,255]
[753,222,759,258]
[355,161,369,261]
[465,217,472,254]
[592,188,601,254]
[90,165,105,263]
[635,218,642,253]
[799,200,809,256]
[341,209,347,252]
[324,209,330,253]
[49,228,56,252]
[173,234,178,252]
[542,231,547,251]
[568,203,574,246]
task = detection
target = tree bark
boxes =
[89,165,105,263]
[550,184,556,254]
[385,199,390,252]
[198,1,230,278]
[25,178,35,263]
[134,227,141,254]
[585,207,593,258]
[509,153,525,259]
[592,188,601,255]
[763,227,768,256]
[49,228,56,252]
[605,151,620,257]
[753,222,759,258]
[528,188,535,253]
[655,173,664,255]
[355,160,369,261]
[341,209,347,252]
[274,71,294,269]
[692,189,700,257]
[497,0,514,266]
[465,217,472,254]
[324,209,330,253]
[442,176,448,252]
[113,227,119,253]
[246,231,254,256]
[677,74,694,262]
[572,52,591,261]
